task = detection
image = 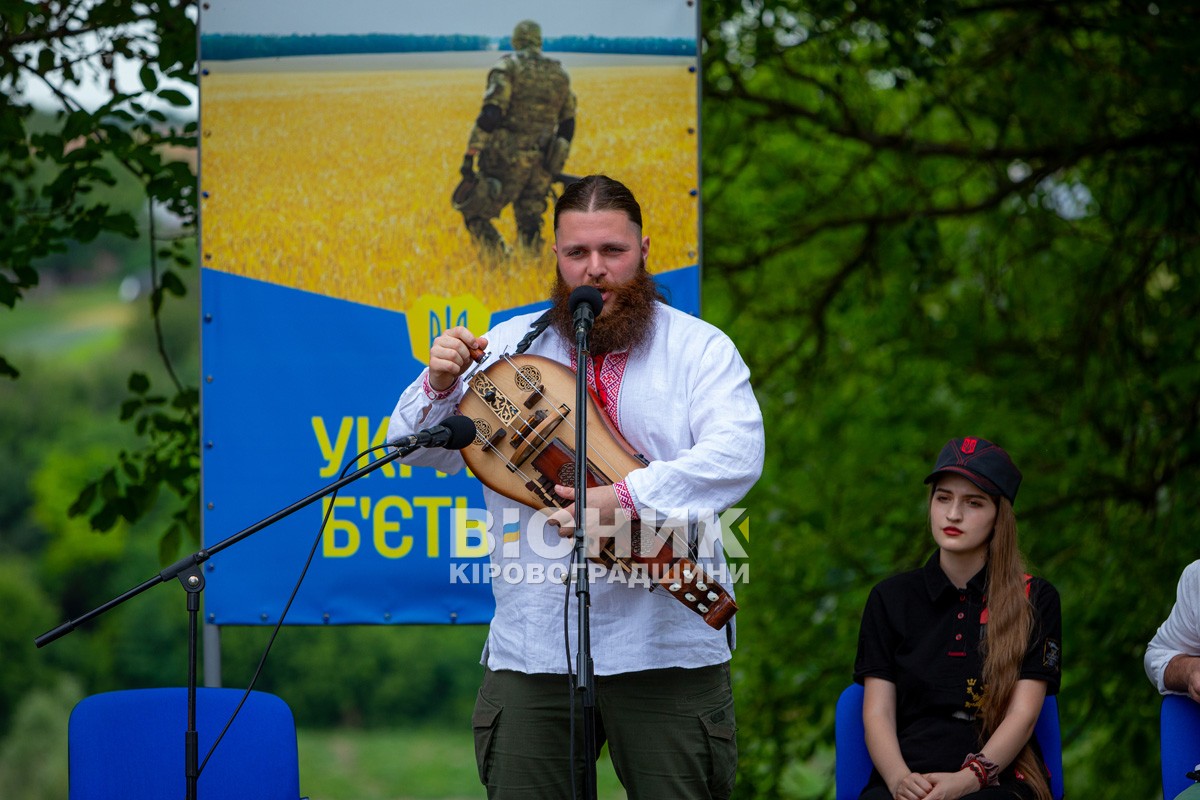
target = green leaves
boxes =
[156,89,189,106]
[139,64,159,92]
[1,0,198,337]
[701,1,1200,796]
[73,371,198,537]
[3,2,200,555]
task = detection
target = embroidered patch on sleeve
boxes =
[422,372,458,400]
[1043,639,1061,670]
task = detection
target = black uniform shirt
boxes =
[853,551,1062,775]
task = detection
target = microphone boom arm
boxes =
[35,442,415,648]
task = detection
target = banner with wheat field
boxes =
[199,0,701,625]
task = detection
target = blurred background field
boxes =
[298,727,627,800]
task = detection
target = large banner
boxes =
[199,0,702,624]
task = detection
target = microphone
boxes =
[569,285,604,338]
[390,415,477,451]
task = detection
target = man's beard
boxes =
[548,263,664,355]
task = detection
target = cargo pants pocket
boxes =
[701,703,737,800]
[472,691,503,785]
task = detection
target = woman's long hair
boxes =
[979,497,1052,800]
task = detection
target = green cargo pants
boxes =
[472,663,737,800]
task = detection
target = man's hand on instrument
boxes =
[428,327,487,392]
[547,485,622,537]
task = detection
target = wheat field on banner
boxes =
[200,54,700,312]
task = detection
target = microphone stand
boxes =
[572,314,598,800]
[35,441,420,800]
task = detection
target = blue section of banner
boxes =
[200,265,699,625]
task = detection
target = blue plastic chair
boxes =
[1161,694,1200,800]
[835,683,1064,800]
[68,687,303,800]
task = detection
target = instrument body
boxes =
[458,353,737,629]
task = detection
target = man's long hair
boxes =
[554,174,642,230]
[979,498,1052,800]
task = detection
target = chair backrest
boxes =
[834,683,872,800]
[1161,693,1200,800]
[834,683,1064,800]
[69,687,302,800]
[1034,693,1065,800]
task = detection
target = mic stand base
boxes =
[35,442,418,799]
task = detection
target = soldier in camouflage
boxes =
[455,20,576,255]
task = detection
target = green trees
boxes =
[700,2,1200,796]
[0,3,200,772]
[1,0,200,552]
[1,0,196,366]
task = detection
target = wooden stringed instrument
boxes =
[457,353,737,630]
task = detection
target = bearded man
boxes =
[388,175,764,800]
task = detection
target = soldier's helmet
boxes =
[452,172,502,218]
[511,20,542,51]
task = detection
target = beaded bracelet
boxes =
[961,752,1001,786]
[963,759,987,789]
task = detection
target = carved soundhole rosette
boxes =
[557,462,576,486]
[515,365,541,392]
[472,419,491,446]
[470,373,518,423]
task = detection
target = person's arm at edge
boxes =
[1145,560,1200,700]
[863,676,931,799]
[1162,654,1200,703]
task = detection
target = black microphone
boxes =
[569,285,604,338]
[390,415,477,451]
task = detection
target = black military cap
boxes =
[923,437,1022,503]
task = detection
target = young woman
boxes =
[854,437,1062,800]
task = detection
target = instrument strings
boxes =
[482,355,682,559]
[493,353,625,492]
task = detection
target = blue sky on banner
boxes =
[201,0,694,37]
